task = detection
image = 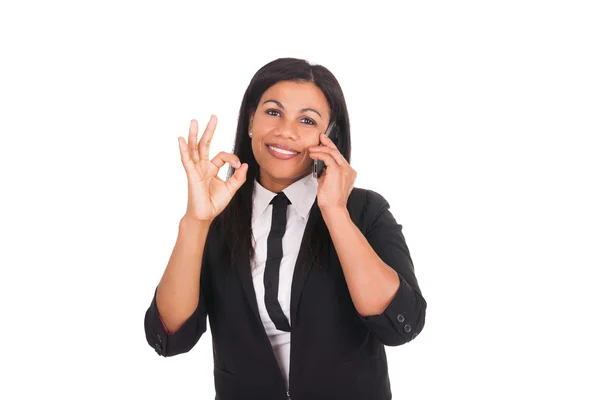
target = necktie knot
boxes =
[270,192,291,208]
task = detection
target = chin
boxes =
[262,164,309,181]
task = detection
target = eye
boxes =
[266,109,281,117]
[265,108,315,125]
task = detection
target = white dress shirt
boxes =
[250,172,319,390]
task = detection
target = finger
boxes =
[309,152,339,169]
[317,168,327,185]
[178,136,195,173]
[310,146,348,167]
[225,163,248,194]
[188,119,200,163]
[198,115,218,161]
[210,151,242,169]
[320,132,339,150]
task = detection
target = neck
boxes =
[258,169,311,193]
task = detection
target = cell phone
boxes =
[313,121,338,179]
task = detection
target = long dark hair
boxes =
[220,57,352,270]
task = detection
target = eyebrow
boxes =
[262,99,322,118]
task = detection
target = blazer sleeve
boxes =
[357,189,427,346]
[143,239,210,357]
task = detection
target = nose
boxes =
[276,118,299,140]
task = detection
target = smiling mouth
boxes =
[266,144,300,160]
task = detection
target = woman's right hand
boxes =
[178,115,248,222]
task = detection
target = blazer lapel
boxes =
[234,242,263,325]
[290,199,321,326]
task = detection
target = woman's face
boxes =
[248,80,331,192]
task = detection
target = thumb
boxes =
[226,163,248,193]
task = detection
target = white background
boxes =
[1,0,599,399]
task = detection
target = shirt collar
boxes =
[252,172,318,226]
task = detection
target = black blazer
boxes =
[144,187,427,400]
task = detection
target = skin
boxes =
[248,80,331,194]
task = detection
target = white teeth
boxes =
[269,146,297,155]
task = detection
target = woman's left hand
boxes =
[309,133,357,212]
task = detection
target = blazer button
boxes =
[404,324,412,333]
[154,342,163,354]
[396,314,405,323]
[411,332,418,340]
[156,333,163,344]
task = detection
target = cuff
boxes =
[144,286,207,357]
[358,273,426,346]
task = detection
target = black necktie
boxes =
[264,192,292,332]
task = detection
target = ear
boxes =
[248,113,254,135]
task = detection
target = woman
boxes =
[144,57,427,400]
